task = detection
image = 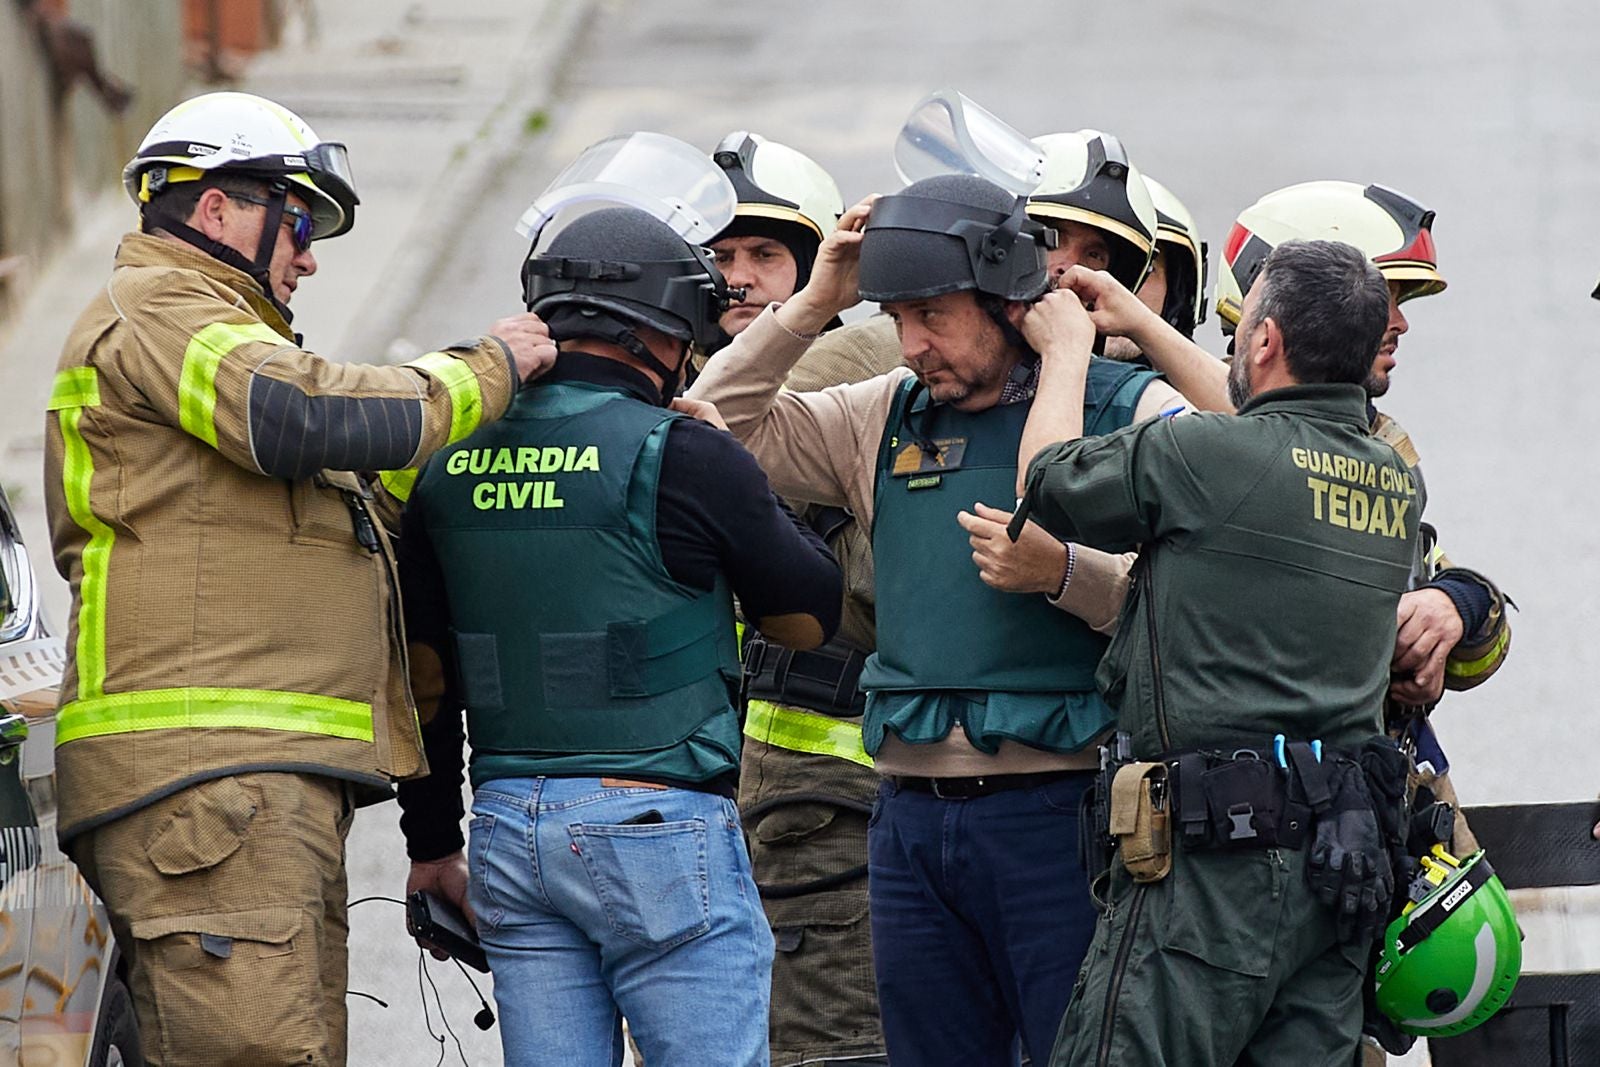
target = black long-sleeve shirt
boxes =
[397,353,841,860]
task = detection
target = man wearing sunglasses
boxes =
[44,91,556,1067]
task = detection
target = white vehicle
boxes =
[0,485,141,1066]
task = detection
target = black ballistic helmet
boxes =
[859,174,1055,304]
[522,206,730,351]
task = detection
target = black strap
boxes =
[742,633,868,717]
[1286,741,1333,813]
[1176,753,1210,843]
[140,177,296,326]
[1395,857,1496,954]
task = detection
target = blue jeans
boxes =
[467,777,774,1067]
[867,773,1096,1066]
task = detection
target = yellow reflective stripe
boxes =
[56,381,114,699]
[47,367,101,410]
[379,467,419,503]
[1446,626,1510,679]
[57,687,374,745]
[743,699,872,768]
[408,352,483,444]
[179,321,287,448]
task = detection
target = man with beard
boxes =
[1069,181,1510,829]
[1025,239,1418,1066]
[1064,182,1513,1060]
[689,174,1186,1065]
[707,131,893,1067]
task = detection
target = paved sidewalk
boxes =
[0,5,593,1063]
[0,0,591,630]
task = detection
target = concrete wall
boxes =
[0,0,185,318]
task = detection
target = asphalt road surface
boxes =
[348,1,1600,1062]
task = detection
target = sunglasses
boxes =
[227,193,315,252]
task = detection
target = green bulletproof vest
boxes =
[861,358,1156,741]
[413,380,741,780]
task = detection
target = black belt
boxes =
[893,769,1086,800]
[742,633,868,718]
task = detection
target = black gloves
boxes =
[1306,757,1394,944]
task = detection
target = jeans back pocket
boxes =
[570,819,711,950]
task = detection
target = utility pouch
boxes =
[1200,756,1284,849]
[1110,762,1172,883]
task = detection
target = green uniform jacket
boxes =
[1023,383,1422,758]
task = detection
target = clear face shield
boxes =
[515,132,737,247]
[893,89,1045,196]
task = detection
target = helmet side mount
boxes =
[866,192,1053,302]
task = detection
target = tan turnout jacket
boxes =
[44,233,516,839]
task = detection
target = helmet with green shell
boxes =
[1374,846,1522,1037]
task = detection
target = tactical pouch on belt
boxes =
[742,633,868,718]
[1172,749,1312,851]
[1110,762,1172,882]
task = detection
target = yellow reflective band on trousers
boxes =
[1446,625,1510,680]
[407,352,484,444]
[178,320,287,448]
[379,466,419,503]
[56,687,374,745]
[48,368,112,699]
[744,699,872,768]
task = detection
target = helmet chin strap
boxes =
[141,179,295,326]
[543,307,687,403]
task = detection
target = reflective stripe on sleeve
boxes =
[743,699,872,767]
[48,368,112,700]
[407,351,484,444]
[46,366,102,410]
[179,320,289,448]
[56,687,374,745]
[379,467,420,503]
[1446,625,1511,680]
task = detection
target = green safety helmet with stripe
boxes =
[1217,180,1445,335]
[1374,846,1522,1037]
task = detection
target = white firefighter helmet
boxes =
[714,131,843,241]
[123,91,357,240]
[1028,130,1159,291]
[1217,180,1446,333]
[1143,174,1208,335]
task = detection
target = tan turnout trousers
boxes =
[71,772,354,1066]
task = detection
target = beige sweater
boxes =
[689,308,1184,776]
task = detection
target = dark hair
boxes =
[1244,239,1389,385]
[148,171,272,221]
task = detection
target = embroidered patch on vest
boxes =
[891,437,967,476]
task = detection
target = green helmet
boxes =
[1374,847,1522,1037]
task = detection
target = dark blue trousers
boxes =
[867,773,1097,1066]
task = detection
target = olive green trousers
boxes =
[1052,843,1367,1066]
